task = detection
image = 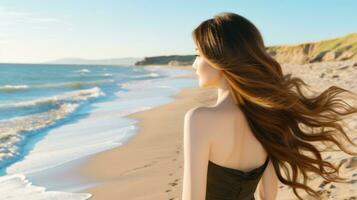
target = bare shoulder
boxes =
[184,106,215,124]
[185,104,237,122]
[184,106,215,139]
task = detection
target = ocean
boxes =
[0,63,196,199]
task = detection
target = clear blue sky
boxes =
[0,0,356,63]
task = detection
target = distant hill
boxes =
[46,57,143,66]
[135,33,357,66]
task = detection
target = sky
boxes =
[0,0,356,63]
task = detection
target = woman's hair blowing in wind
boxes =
[192,12,357,199]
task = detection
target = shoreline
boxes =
[0,64,199,199]
[75,65,219,199]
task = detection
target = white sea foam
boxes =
[116,78,180,99]
[143,65,193,78]
[134,72,160,78]
[5,116,138,175]
[75,69,90,73]
[0,173,91,199]
[0,87,105,164]
[102,73,113,77]
[0,80,114,92]
[0,87,105,109]
[0,85,30,92]
[0,103,78,163]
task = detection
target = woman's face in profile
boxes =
[192,47,222,88]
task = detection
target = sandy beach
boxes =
[77,65,217,199]
[77,61,357,200]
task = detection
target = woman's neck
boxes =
[214,84,235,107]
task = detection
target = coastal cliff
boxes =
[267,33,357,64]
[135,33,357,66]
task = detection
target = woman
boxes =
[182,12,357,200]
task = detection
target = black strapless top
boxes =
[206,156,270,200]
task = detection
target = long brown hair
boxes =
[192,12,357,200]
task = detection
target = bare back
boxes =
[205,105,268,173]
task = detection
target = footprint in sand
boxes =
[319,180,330,189]
[316,189,331,199]
[169,178,180,186]
[133,164,150,170]
[176,146,181,152]
[346,156,357,168]
[165,178,180,195]
[168,182,178,187]
[349,179,357,184]
[346,197,356,200]
[132,162,156,171]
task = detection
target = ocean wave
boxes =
[75,68,90,73]
[0,85,30,92]
[0,87,105,166]
[102,73,113,77]
[0,87,105,109]
[0,103,79,164]
[0,80,114,92]
[0,173,91,199]
[134,72,160,78]
[40,80,115,89]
